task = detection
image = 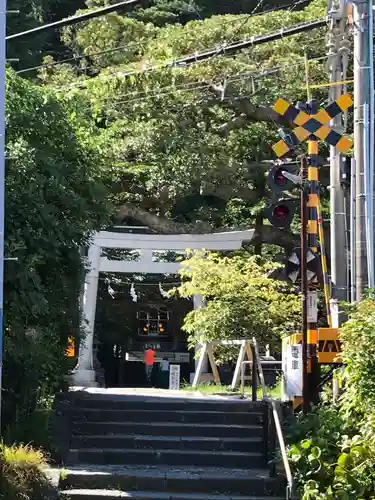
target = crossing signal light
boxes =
[266,200,295,229]
[268,164,298,193]
[269,166,291,192]
[267,163,297,229]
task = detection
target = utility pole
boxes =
[0,0,6,433]
[300,158,309,413]
[353,0,370,299]
[327,7,348,306]
[306,125,321,409]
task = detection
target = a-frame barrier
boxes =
[192,340,254,390]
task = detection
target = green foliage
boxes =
[287,299,375,499]
[339,298,375,418]
[7,0,86,70]
[175,251,300,356]
[32,0,328,238]
[2,69,109,437]
[0,442,56,500]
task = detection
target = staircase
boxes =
[58,391,286,499]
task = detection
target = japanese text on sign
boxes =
[169,364,180,390]
[284,344,303,397]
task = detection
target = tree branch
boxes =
[208,82,288,124]
[253,224,298,251]
[115,203,211,234]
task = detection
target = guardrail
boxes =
[240,359,283,399]
[251,338,296,500]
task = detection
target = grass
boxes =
[0,442,58,500]
[181,383,234,393]
[1,443,46,466]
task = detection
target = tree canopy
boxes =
[27,0,328,254]
[2,69,109,434]
[175,251,300,353]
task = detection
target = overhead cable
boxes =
[7,0,142,41]
[58,18,326,92]
[74,55,329,112]
[16,0,308,75]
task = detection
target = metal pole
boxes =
[368,0,375,290]
[353,0,369,299]
[0,0,6,433]
[328,22,348,304]
[363,103,373,286]
[301,157,309,414]
[306,137,320,407]
[350,158,357,301]
[317,199,332,326]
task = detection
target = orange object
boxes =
[65,336,76,357]
[144,348,156,365]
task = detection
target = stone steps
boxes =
[59,465,283,496]
[72,397,256,413]
[61,490,285,500]
[71,409,263,426]
[54,391,286,499]
[70,435,264,453]
[68,448,265,468]
[71,421,264,438]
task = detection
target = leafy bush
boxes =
[175,251,300,362]
[287,298,375,499]
[0,443,57,500]
[2,69,109,439]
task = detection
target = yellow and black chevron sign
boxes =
[272,94,353,157]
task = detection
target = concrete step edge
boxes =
[69,448,264,457]
[72,422,264,429]
[72,409,263,415]
[60,490,284,499]
[71,435,264,443]
[60,466,272,479]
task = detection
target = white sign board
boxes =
[330,298,339,328]
[169,364,181,390]
[284,344,303,397]
[307,291,318,323]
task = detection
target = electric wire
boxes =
[6,0,142,41]
[100,51,334,105]
[16,40,150,75]
[15,0,312,75]
[71,54,333,113]
[56,18,327,93]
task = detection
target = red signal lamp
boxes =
[273,205,290,219]
[268,164,298,193]
[266,200,295,229]
[274,168,288,186]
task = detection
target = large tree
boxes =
[39,0,327,253]
[2,69,109,435]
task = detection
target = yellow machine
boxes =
[282,328,342,364]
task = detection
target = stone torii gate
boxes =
[72,229,254,387]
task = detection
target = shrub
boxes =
[176,251,300,360]
[0,443,57,500]
[287,297,375,499]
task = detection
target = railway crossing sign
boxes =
[272,94,353,157]
[286,246,322,285]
